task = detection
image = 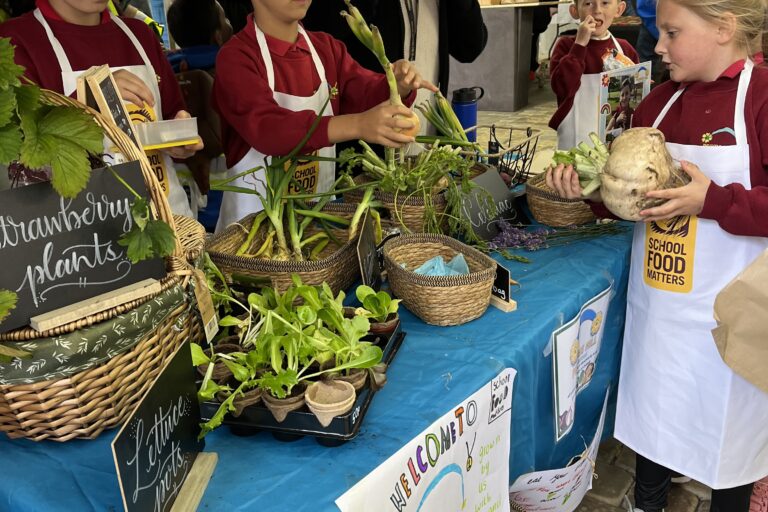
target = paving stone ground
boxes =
[574,440,712,512]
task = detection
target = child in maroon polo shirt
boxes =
[548,0,639,149]
[211,0,436,230]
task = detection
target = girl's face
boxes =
[655,0,723,82]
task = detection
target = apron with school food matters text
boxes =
[215,25,335,232]
[615,60,768,488]
[34,8,193,217]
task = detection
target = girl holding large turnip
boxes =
[548,0,768,511]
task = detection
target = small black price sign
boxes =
[356,210,381,290]
[112,342,204,512]
[492,264,512,303]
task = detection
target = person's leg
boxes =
[710,483,754,512]
[634,454,672,512]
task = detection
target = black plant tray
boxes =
[199,320,406,445]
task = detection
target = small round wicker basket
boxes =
[382,234,497,326]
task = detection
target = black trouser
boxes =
[635,454,754,512]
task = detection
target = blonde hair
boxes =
[658,0,766,53]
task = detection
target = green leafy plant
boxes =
[355,285,399,323]
[192,274,385,437]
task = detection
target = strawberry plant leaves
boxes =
[0,39,23,90]
[144,218,176,258]
[0,289,17,325]
[118,218,175,263]
[0,124,22,165]
[0,86,15,128]
[14,83,40,115]
[130,197,149,230]
[19,106,102,198]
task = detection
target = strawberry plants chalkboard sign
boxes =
[0,38,175,339]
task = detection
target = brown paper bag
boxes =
[712,249,768,395]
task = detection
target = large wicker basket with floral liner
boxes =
[205,202,361,294]
[0,90,204,442]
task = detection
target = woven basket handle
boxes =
[40,89,185,267]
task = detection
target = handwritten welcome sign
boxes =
[0,161,166,332]
[336,368,516,512]
[112,342,204,512]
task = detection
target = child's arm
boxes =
[549,37,587,106]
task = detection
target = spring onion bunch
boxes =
[551,133,609,197]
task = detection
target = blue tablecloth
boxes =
[0,230,631,511]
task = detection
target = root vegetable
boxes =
[395,111,420,137]
[601,127,690,221]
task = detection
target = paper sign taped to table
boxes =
[509,389,609,512]
[336,368,516,512]
[712,249,768,395]
[552,285,611,442]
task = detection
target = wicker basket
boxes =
[382,234,497,326]
[205,202,361,293]
[344,176,446,233]
[525,172,596,227]
[0,89,203,441]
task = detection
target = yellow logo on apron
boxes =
[127,103,170,197]
[644,215,698,293]
[285,154,320,195]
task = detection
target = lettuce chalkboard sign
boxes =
[0,161,166,333]
[112,342,204,512]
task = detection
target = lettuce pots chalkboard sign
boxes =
[0,161,166,333]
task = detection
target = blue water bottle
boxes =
[451,86,484,142]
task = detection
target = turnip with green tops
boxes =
[601,128,690,221]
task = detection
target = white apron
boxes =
[556,34,624,150]
[34,8,193,217]
[614,60,768,488]
[215,25,335,232]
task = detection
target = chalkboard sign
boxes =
[492,264,512,303]
[112,342,204,512]
[356,210,381,290]
[0,161,166,333]
[461,165,530,240]
[79,65,140,148]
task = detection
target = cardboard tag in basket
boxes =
[193,269,218,342]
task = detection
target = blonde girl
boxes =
[547,1,768,511]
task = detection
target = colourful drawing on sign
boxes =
[416,464,465,512]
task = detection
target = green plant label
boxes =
[356,210,381,290]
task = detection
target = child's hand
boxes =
[357,101,418,148]
[640,161,711,221]
[391,60,438,97]
[113,69,155,107]
[163,110,204,159]
[547,164,584,200]
[575,15,597,47]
